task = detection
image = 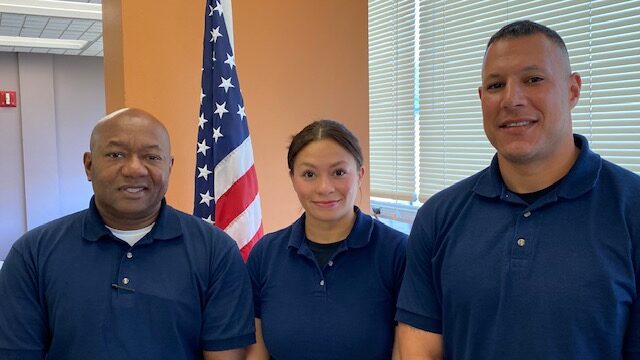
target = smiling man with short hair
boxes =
[0,108,255,360]
[396,20,640,359]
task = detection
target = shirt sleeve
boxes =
[0,238,48,360]
[201,233,256,351]
[392,233,408,305]
[395,204,443,334]
[623,196,640,359]
[245,243,263,319]
[623,257,640,358]
[625,295,640,359]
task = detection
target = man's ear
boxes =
[568,72,582,109]
[83,152,93,181]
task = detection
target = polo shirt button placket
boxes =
[126,251,133,259]
[327,260,333,267]
[523,211,531,218]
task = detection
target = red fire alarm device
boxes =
[0,91,17,107]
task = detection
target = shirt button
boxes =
[328,260,334,266]
[320,280,325,286]
[126,252,133,259]
[122,277,130,285]
[517,238,526,247]
[523,211,531,218]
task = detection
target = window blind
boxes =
[368,0,417,201]
[369,0,640,205]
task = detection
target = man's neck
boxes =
[499,143,580,194]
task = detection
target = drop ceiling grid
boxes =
[0,0,103,56]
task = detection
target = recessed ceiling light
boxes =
[0,0,102,20]
[0,35,87,50]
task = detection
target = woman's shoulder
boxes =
[248,218,301,259]
[369,215,408,243]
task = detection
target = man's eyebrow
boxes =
[483,65,545,80]
[521,65,544,72]
[104,141,162,150]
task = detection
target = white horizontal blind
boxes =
[572,2,640,174]
[417,0,640,202]
[368,0,417,201]
[368,0,640,205]
[418,0,500,201]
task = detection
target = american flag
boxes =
[193,0,263,260]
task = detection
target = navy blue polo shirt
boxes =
[247,207,407,360]
[0,198,255,360]
[397,134,640,359]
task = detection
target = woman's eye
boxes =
[334,169,346,176]
[302,171,315,178]
[528,76,544,83]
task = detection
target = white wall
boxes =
[0,52,105,259]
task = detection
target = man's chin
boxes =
[497,144,541,164]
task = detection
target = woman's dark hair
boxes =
[287,119,363,173]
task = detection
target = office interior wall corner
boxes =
[0,53,105,260]
[0,52,26,260]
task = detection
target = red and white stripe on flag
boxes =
[193,0,263,260]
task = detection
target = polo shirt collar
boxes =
[82,197,183,243]
[473,134,602,200]
[287,206,374,250]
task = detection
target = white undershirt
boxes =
[105,223,155,247]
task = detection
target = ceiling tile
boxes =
[1,0,103,56]
[20,28,42,37]
[79,32,97,40]
[41,29,63,38]
[60,30,83,39]
[24,15,48,28]
[0,26,20,36]
[89,21,102,32]
[68,19,93,32]
[0,13,25,26]
[46,18,72,30]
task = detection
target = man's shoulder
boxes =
[164,205,237,247]
[597,159,640,212]
[6,209,88,265]
[413,167,490,228]
[165,205,228,234]
[425,168,488,206]
[38,208,88,231]
[599,158,640,188]
[167,205,213,226]
[17,209,88,243]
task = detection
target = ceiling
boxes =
[0,0,102,57]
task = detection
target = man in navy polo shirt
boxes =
[0,108,255,360]
[396,20,640,359]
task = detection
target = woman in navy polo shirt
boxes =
[246,120,407,360]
